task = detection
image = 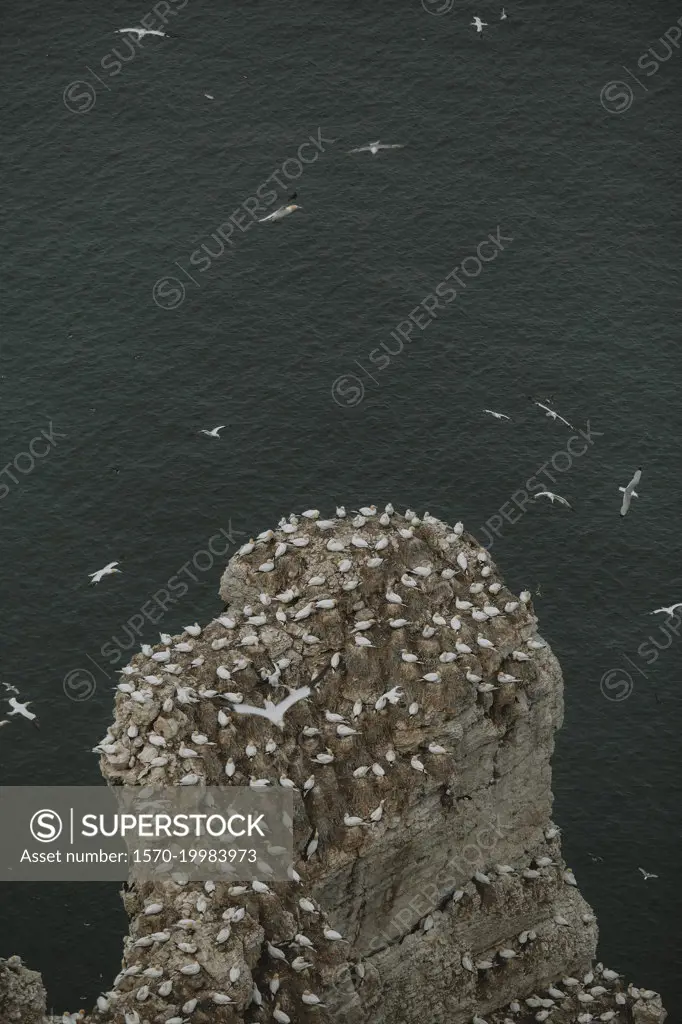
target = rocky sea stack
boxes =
[5,504,667,1023]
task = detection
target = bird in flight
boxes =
[199,425,225,438]
[500,7,508,18]
[7,697,38,724]
[471,16,488,33]
[116,27,167,39]
[529,397,573,428]
[1,681,19,695]
[534,491,573,509]
[483,409,511,420]
[228,686,311,729]
[89,562,121,584]
[347,141,404,156]
[638,867,658,881]
[619,468,641,516]
[259,195,301,223]
[650,602,682,617]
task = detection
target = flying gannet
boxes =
[471,16,488,33]
[529,397,573,428]
[116,27,167,39]
[650,602,682,617]
[534,491,573,509]
[483,409,511,420]
[259,194,301,223]
[229,686,310,729]
[7,697,37,723]
[88,562,121,584]
[500,7,508,18]
[199,425,225,438]
[619,468,641,516]
[638,867,658,880]
[347,141,404,156]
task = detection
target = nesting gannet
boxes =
[117,27,167,38]
[638,867,658,880]
[471,16,488,32]
[483,409,510,420]
[650,602,682,617]
[530,397,573,428]
[619,468,642,516]
[88,561,121,583]
[534,491,573,509]
[259,195,301,223]
[347,141,404,155]
[228,686,310,728]
[7,697,37,722]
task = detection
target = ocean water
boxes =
[1,0,680,1015]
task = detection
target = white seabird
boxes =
[471,16,488,33]
[638,867,658,880]
[199,425,225,438]
[483,409,511,420]
[259,194,301,223]
[116,27,167,39]
[619,468,642,516]
[530,397,573,428]
[229,686,310,729]
[534,491,573,509]
[88,561,121,584]
[650,602,682,617]
[7,697,37,722]
[500,7,507,18]
[347,141,404,156]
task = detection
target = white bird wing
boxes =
[620,490,631,515]
[628,469,642,490]
[118,27,142,35]
[379,144,404,150]
[272,686,311,718]
[229,702,273,720]
[347,146,370,154]
[259,208,282,222]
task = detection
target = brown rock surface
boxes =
[3,505,666,1024]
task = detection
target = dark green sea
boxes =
[1,0,680,1014]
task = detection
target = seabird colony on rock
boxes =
[88,505,664,1024]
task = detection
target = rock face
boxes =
[0,956,48,1024]
[2,505,667,1024]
